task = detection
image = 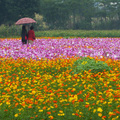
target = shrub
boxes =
[0,24,7,37]
[71,57,112,74]
[0,24,21,37]
[35,30,120,38]
[34,13,48,31]
[7,25,21,37]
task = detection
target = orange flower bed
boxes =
[0,56,120,119]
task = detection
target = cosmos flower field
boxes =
[0,37,120,60]
[0,37,120,120]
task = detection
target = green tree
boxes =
[65,0,95,29]
[0,0,8,24]
[40,0,95,29]
[0,0,41,25]
[40,0,70,29]
[94,0,120,29]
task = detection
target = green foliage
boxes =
[35,30,120,38]
[0,25,7,37]
[0,24,21,38]
[0,0,120,30]
[40,0,70,29]
[1,26,120,38]
[34,14,48,31]
[0,0,40,25]
[71,57,111,74]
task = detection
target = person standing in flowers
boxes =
[21,25,28,44]
[28,26,35,44]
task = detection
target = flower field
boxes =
[0,37,120,60]
[0,37,120,120]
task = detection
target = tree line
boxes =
[0,0,120,30]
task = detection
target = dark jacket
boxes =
[21,29,28,40]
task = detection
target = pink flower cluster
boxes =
[0,38,120,60]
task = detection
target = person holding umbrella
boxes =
[21,25,28,44]
[15,17,36,44]
[28,26,35,44]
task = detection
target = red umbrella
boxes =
[15,17,36,25]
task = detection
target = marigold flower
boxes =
[4,109,8,112]
[78,98,84,102]
[53,100,57,103]
[43,106,46,109]
[93,109,96,113]
[102,116,106,118]
[2,92,6,95]
[6,101,10,105]
[32,90,36,94]
[39,109,43,112]
[47,112,51,115]
[15,103,19,107]
[85,104,89,108]
[98,113,102,117]
[14,113,18,117]
[49,116,54,119]
[54,104,58,108]
[30,117,34,119]
[97,107,103,112]
[21,102,26,107]
[28,105,32,108]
